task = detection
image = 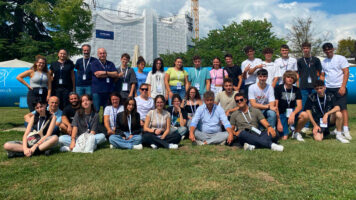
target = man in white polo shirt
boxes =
[274,44,298,85]
[320,43,351,140]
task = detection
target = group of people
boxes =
[3,41,352,158]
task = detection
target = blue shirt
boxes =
[188,67,211,95]
[190,104,231,133]
[75,57,97,86]
[91,59,117,93]
[32,107,62,124]
[135,71,148,95]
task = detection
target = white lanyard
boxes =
[121,67,128,81]
[155,110,164,129]
[127,114,132,134]
[82,57,91,72]
[99,61,107,70]
[195,68,201,80]
[317,95,327,115]
[37,117,46,130]
[189,100,197,114]
[112,107,118,127]
[176,70,182,82]
[241,109,252,124]
[284,85,293,107]
[303,57,312,68]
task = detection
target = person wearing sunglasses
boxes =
[229,93,283,151]
[135,83,154,126]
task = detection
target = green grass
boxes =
[0,107,28,130]
[1,106,356,199]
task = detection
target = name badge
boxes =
[195,83,200,90]
[59,79,63,84]
[176,82,182,90]
[251,127,262,135]
[39,88,43,95]
[320,118,328,128]
[307,76,312,83]
[83,74,86,80]
[106,77,110,83]
[286,108,293,118]
[122,83,128,91]
[156,85,163,93]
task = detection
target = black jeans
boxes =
[142,132,181,148]
[234,130,279,149]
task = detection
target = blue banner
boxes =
[96,30,114,40]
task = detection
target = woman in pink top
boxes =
[209,57,228,96]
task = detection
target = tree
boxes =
[336,37,356,58]
[160,19,286,67]
[0,0,93,62]
[287,17,328,57]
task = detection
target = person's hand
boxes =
[118,71,124,78]
[24,147,32,157]
[233,86,239,92]
[244,65,251,72]
[267,127,276,138]
[67,126,72,136]
[338,87,346,96]
[155,129,162,135]
[313,125,321,135]
[277,121,283,133]
[225,110,230,116]
[288,113,295,125]
[140,120,145,127]
[270,106,278,112]
[69,141,75,150]
[46,95,50,102]
[322,114,328,124]
[28,86,33,90]
[107,129,114,136]
[126,135,133,140]
[165,94,169,101]
[227,134,234,144]
[189,133,196,142]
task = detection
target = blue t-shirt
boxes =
[188,67,211,95]
[91,59,117,93]
[135,71,148,95]
[75,57,97,86]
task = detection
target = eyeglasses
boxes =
[140,88,148,91]
[235,99,244,103]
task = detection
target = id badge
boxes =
[286,108,293,118]
[122,83,128,91]
[39,88,43,95]
[83,74,87,80]
[176,82,182,90]
[320,118,328,128]
[251,127,261,135]
[106,77,110,83]
[195,83,200,90]
[157,85,163,93]
[307,76,312,83]
[59,79,63,84]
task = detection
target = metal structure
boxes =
[191,0,199,40]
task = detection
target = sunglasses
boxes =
[140,88,148,91]
[235,99,244,103]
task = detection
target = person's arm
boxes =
[249,99,269,110]
[288,99,302,125]
[231,125,241,137]
[184,74,189,92]
[71,69,75,92]
[107,71,118,78]
[61,115,72,135]
[272,77,278,88]
[236,75,243,91]
[46,72,52,101]
[269,101,278,113]
[23,115,35,157]
[164,73,172,98]
[323,105,341,124]
[248,64,262,75]
[90,114,99,135]
[24,112,34,123]
[16,70,32,90]
[148,85,152,97]
[129,83,135,97]
[160,117,171,139]
[259,118,276,137]
[206,79,211,91]
[178,109,186,127]
[189,107,202,142]
[143,114,155,133]
[104,115,114,135]
[226,106,239,116]
[320,72,325,81]
[226,127,234,144]
[189,126,196,142]
[306,109,321,135]
[37,115,56,146]
[274,100,283,133]
[70,126,78,150]
[339,68,349,96]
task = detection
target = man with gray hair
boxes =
[189,91,234,145]
[75,44,97,96]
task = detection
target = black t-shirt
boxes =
[304,93,337,122]
[50,60,75,90]
[297,56,322,90]
[167,106,188,127]
[32,110,53,133]
[115,112,141,136]
[224,65,242,87]
[63,105,79,123]
[275,85,302,114]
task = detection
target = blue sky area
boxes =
[284,0,356,14]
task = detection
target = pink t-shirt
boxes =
[210,69,228,85]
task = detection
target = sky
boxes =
[90,0,356,46]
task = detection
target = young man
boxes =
[187,55,211,96]
[241,46,263,95]
[75,44,97,96]
[229,93,283,151]
[274,44,298,85]
[320,43,351,140]
[275,71,303,141]
[135,83,154,126]
[259,48,281,87]
[248,69,278,128]
[60,92,80,136]
[215,78,238,117]
[189,91,234,145]
[294,80,349,143]
[224,54,243,92]
[116,53,137,101]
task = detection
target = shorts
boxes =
[326,88,347,110]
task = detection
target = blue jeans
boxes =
[301,89,314,128]
[92,92,110,113]
[58,133,106,147]
[169,86,185,105]
[76,86,92,96]
[109,133,142,149]
[262,109,276,128]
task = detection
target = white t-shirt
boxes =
[322,54,349,88]
[248,83,275,105]
[274,57,297,84]
[241,58,263,85]
[145,71,166,98]
[103,105,124,129]
[256,61,281,85]
[135,96,154,121]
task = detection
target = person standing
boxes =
[146,58,166,99]
[116,53,137,101]
[241,46,263,95]
[165,57,188,105]
[259,48,281,88]
[224,54,243,92]
[75,44,97,96]
[187,55,211,96]
[274,44,298,85]
[135,56,148,96]
[210,57,228,96]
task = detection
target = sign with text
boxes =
[96,30,114,40]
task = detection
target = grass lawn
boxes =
[1,106,356,199]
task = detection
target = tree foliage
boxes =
[160,19,286,67]
[336,37,356,58]
[0,0,93,62]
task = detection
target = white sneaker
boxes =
[301,127,310,133]
[150,144,158,149]
[194,140,205,146]
[220,141,226,146]
[343,131,352,140]
[60,146,70,152]
[330,129,337,136]
[336,134,350,144]
[292,132,305,142]
[181,135,185,140]
[110,144,114,149]
[271,143,284,152]
[168,143,178,149]
[133,144,143,150]
[243,143,255,151]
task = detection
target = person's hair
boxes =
[257,68,268,76]
[140,83,149,89]
[322,43,334,50]
[224,53,233,59]
[234,92,247,100]
[193,55,201,61]
[185,86,201,101]
[262,47,273,54]
[302,42,311,48]
[82,44,91,49]
[314,80,325,88]
[32,55,48,73]
[154,95,166,106]
[121,53,130,60]
[174,57,184,70]
[280,44,289,50]
[32,99,47,109]
[122,97,139,127]
[152,57,164,74]
[212,57,221,68]
[108,92,122,106]
[171,94,182,103]
[68,92,79,100]
[78,94,95,116]
[137,56,146,65]
[244,46,254,53]
[203,91,215,100]
[223,78,233,85]
[283,70,298,84]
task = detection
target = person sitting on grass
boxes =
[182,86,203,126]
[167,94,188,139]
[103,92,124,137]
[189,91,234,146]
[59,92,80,136]
[142,95,181,149]
[4,100,58,158]
[229,93,283,151]
[58,94,106,152]
[294,80,349,143]
[109,97,143,150]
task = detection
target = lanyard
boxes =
[189,100,197,114]
[241,109,252,124]
[303,57,312,68]
[39,72,44,87]
[195,68,201,80]
[86,114,93,131]
[317,95,327,115]
[176,70,182,82]
[171,110,178,126]
[99,61,107,71]
[37,117,46,131]
[121,67,128,81]
[60,63,64,79]
[213,69,219,84]
[82,57,91,72]
[155,110,164,129]
[112,106,118,127]
[127,114,132,134]
[284,85,293,107]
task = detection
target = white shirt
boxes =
[248,83,275,105]
[135,96,154,121]
[321,54,349,88]
[256,61,281,85]
[274,57,297,84]
[241,58,263,85]
[145,71,166,98]
[103,105,124,129]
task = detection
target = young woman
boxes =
[4,101,58,158]
[109,97,143,149]
[17,56,51,111]
[58,94,106,152]
[165,57,188,105]
[182,86,203,125]
[135,56,148,96]
[142,95,181,149]
[210,57,228,96]
[103,92,124,136]
[146,58,166,99]
[167,94,188,138]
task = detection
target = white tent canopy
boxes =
[0,59,33,68]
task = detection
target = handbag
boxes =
[27,117,51,147]
[72,132,96,153]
